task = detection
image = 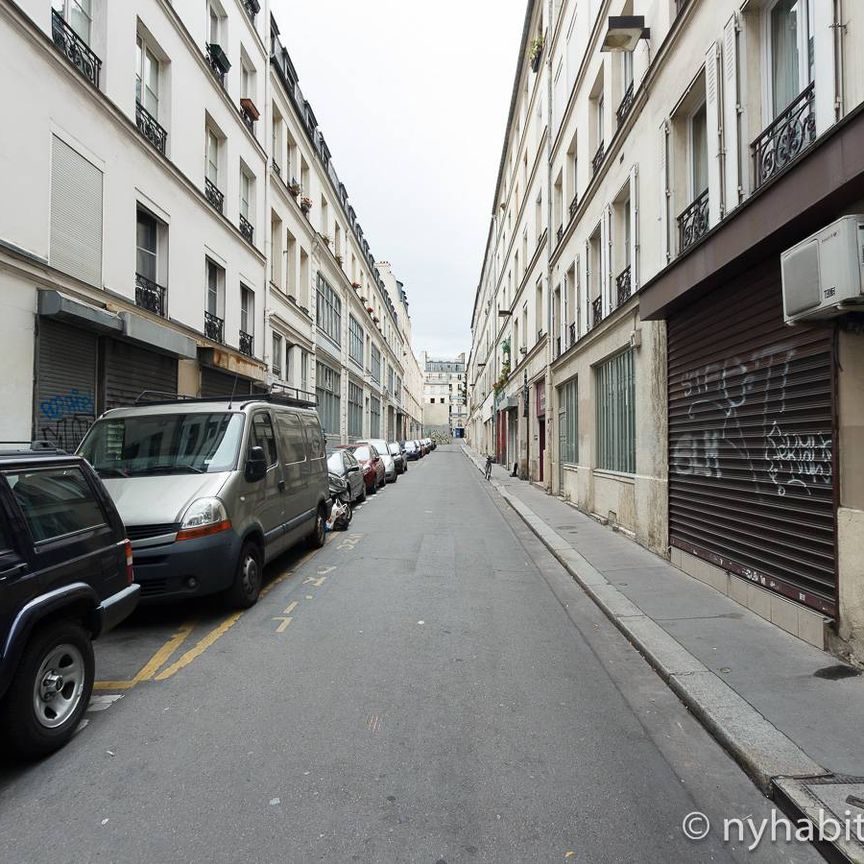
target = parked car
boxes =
[78,396,329,609]
[387,441,407,474]
[0,445,140,758]
[364,438,397,483]
[327,448,366,504]
[349,444,385,493]
[404,440,420,461]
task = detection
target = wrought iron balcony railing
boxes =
[205,177,224,213]
[555,336,561,358]
[616,265,632,307]
[204,310,224,343]
[556,225,564,246]
[568,321,576,347]
[591,141,605,177]
[617,82,635,127]
[239,330,254,357]
[51,9,101,88]
[752,83,815,190]
[591,296,603,329]
[135,101,167,154]
[242,0,260,23]
[569,194,579,221]
[135,273,167,317]
[206,44,229,87]
[272,159,281,176]
[677,189,709,252]
[239,214,254,244]
[240,104,255,132]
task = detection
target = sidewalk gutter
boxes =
[462,447,828,796]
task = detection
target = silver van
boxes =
[77,396,329,608]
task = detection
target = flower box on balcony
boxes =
[239,97,259,120]
[352,282,361,291]
[288,180,301,196]
[207,43,231,74]
[300,196,312,213]
[322,235,331,247]
[335,254,343,266]
[366,306,374,314]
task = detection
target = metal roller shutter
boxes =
[200,367,253,398]
[104,340,178,409]
[667,261,836,615]
[35,319,98,452]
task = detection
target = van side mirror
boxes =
[245,445,268,483]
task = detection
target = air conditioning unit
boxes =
[781,215,864,324]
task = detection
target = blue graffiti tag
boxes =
[39,389,95,421]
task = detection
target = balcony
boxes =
[591,297,603,329]
[242,0,260,23]
[206,43,230,87]
[556,225,564,246]
[239,214,254,245]
[135,273,167,317]
[752,83,816,191]
[135,101,167,155]
[616,82,635,127]
[616,265,632,307]
[204,311,224,343]
[677,189,709,252]
[205,177,224,213]
[240,97,259,132]
[271,159,282,176]
[568,321,576,347]
[591,141,605,177]
[239,330,254,357]
[556,336,561,358]
[569,194,579,221]
[51,9,101,88]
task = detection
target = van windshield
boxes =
[78,413,244,478]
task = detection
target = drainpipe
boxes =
[262,0,272,389]
[544,0,554,489]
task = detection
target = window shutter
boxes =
[602,206,612,314]
[584,241,591,334]
[50,136,103,286]
[812,0,836,135]
[705,42,722,225]
[659,120,669,264]
[722,14,741,211]
[629,164,639,289]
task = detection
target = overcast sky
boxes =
[270,0,527,359]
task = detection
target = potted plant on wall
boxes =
[351,281,361,292]
[300,196,312,214]
[528,35,544,73]
[335,253,343,266]
[322,234,331,247]
[288,179,301,197]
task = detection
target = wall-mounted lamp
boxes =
[601,16,650,52]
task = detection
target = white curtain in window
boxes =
[771,0,800,115]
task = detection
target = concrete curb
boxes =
[462,446,828,796]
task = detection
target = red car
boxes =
[345,443,385,494]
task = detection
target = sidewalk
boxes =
[464,446,864,862]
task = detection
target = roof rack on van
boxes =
[134,391,196,404]
[239,384,317,410]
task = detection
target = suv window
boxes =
[276,413,306,464]
[5,466,107,543]
[251,412,278,466]
[0,508,13,553]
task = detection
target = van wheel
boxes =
[227,540,263,609]
[308,507,326,549]
[1,620,94,759]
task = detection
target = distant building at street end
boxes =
[420,352,467,438]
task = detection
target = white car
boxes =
[366,438,397,483]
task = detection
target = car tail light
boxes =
[124,539,134,585]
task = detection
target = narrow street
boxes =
[0,447,820,864]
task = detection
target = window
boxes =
[348,316,364,368]
[769,0,813,116]
[53,0,91,43]
[301,415,325,459]
[300,350,308,389]
[240,169,252,221]
[206,128,219,185]
[623,50,633,91]
[559,378,578,464]
[250,412,278,466]
[136,209,158,282]
[272,332,283,377]
[595,349,635,473]
[690,102,708,196]
[241,58,254,99]
[136,35,159,117]
[348,382,363,439]
[206,258,224,317]
[315,362,341,438]
[208,1,224,44]
[315,273,341,345]
[6,466,106,543]
[370,395,381,438]
[240,285,253,335]
[370,344,381,382]
[275,412,305,464]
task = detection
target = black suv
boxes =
[0,446,139,758]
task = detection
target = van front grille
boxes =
[126,523,177,542]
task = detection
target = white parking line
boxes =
[87,694,125,713]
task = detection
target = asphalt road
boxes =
[0,446,821,864]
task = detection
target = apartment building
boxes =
[420,352,467,437]
[0,0,423,449]
[468,0,864,662]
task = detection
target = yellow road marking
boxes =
[132,620,196,683]
[273,601,299,633]
[154,612,243,680]
[93,680,137,691]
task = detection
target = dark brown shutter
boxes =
[35,319,98,452]
[104,340,178,409]
[200,367,252,398]
[667,261,836,615]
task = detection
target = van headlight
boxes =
[176,497,231,541]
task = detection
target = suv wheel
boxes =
[227,540,263,609]
[308,507,326,549]
[1,621,94,759]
